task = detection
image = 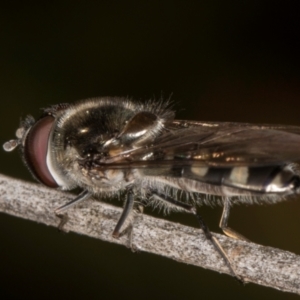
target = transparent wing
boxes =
[92,120,300,168]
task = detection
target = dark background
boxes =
[1,1,300,299]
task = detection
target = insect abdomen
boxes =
[186,164,300,195]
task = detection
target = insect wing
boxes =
[95,121,300,168]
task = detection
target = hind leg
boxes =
[220,198,249,241]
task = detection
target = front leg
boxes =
[55,190,93,231]
[112,188,135,238]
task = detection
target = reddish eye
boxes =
[24,115,58,187]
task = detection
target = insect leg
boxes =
[195,213,243,282]
[220,198,249,241]
[54,190,93,230]
[152,191,243,282]
[55,190,93,214]
[112,188,135,238]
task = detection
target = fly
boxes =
[3,97,300,282]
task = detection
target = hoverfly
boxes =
[4,97,300,281]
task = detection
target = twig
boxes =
[0,173,299,294]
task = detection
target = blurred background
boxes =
[1,1,300,299]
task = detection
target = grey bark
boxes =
[0,173,299,294]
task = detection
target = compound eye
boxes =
[24,115,58,188]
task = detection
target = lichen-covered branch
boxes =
[0,173,299,294]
